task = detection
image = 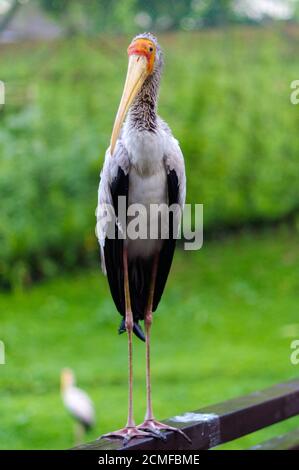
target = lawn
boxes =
[0,227,299,449]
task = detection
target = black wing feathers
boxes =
[153,169,179,311]
[103,166,180,341]
[103,167,128,316]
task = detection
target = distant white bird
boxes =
[60,368,95,444]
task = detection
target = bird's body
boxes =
[61,369,95,444]
[63,385,95,431]
[125,119,179,260]
[98,124,185,333]
[96,33,189,443]
[98,117,185,333]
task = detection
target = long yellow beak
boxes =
[110,55,148,155]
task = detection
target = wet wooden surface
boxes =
[250,428,299,450]
[74,378,299,450]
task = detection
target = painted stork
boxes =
[97,33,189,444]
[60,368,95,444]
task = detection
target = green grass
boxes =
[1,227,299,449]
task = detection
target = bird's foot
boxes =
[99,426,159,446]
[138,418,191,443]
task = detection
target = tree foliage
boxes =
[38,0,239,33]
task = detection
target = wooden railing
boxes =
[75,378,299,450]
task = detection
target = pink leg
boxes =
[138,254,191,443]
[124,247,134,429]
[100,248,152,445]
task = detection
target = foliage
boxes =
[0,28,299,286]
[190,0,236,27]
[2,0,299,37]
[38,0,235,32]
[39,0,138,34]
[37,0,299,32]
[0,228,299,449]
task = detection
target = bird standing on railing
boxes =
[60,368,95,445]
[96,33,189,444]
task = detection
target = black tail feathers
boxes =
[118,318,145,342]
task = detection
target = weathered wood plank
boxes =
[74,378,299,450]
[250,428,299,450]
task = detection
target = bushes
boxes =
[169,29,299,227]
[0,28,299,286]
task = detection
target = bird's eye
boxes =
[149,47,153,52]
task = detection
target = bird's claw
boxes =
[138,419,191,443]
[99,426,160,446]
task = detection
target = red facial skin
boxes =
[127,38,156,74]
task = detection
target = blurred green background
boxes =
[0,0,299,450]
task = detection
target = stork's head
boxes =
[127,32,163,76]
[60,368,75,391]
[110,33,163,155]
